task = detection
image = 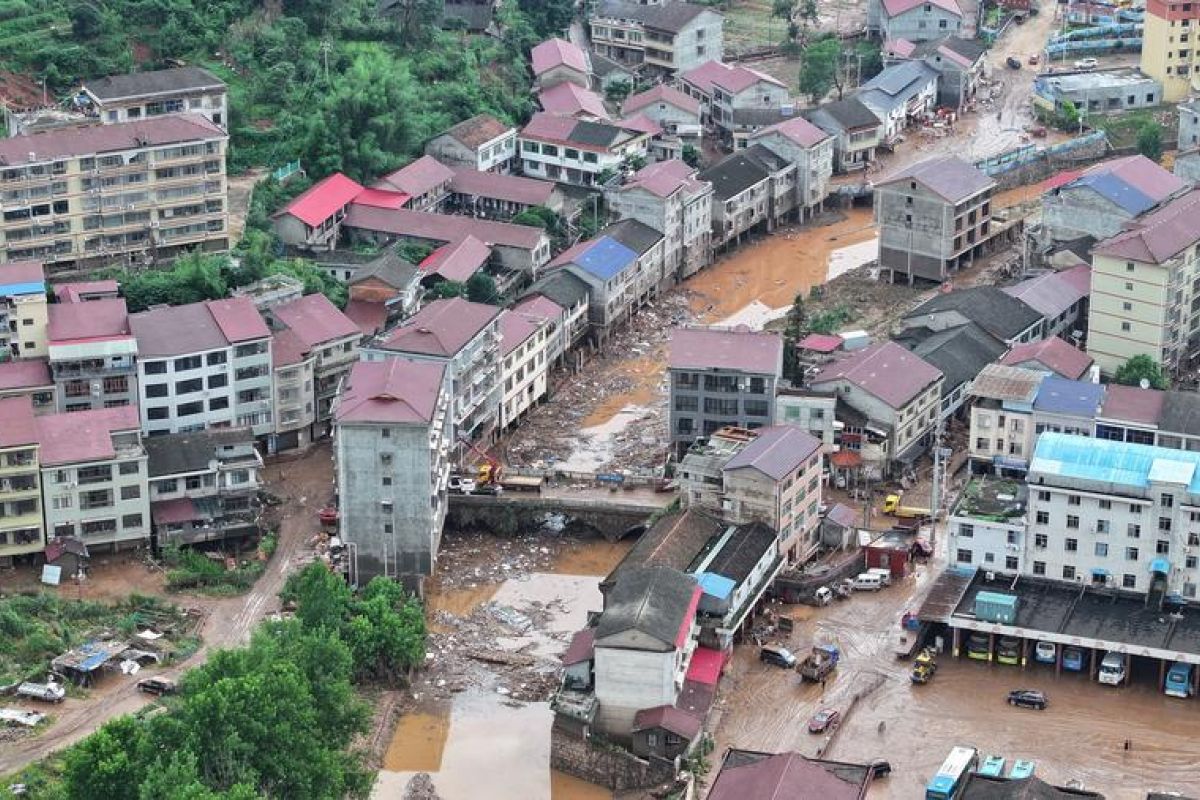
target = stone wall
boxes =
[550,725,679,792]
[978,133,1111,190]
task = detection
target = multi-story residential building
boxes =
[886,36,988,111]
[805,98,883,173]
[531,38,592,90]
[895,321,1006,421]
[37,405,149,552]
[130,298,273,438]
[82,67,228,129]
[590,2,724,77]
[424,113,519,174]
[679,425,823,563]
[667,326,783,450]
[518,113,651,188]
[373,155,454,213]
[446,167,563,220]
[510,294,568,369]
[498,310,551,430]
[538,81,612,122]
[145,427,261,547]
[1139,0,1200,102]
[700,145,787,249]
[0,396,43,566]
[268,293,362,438]
[855,61,939,144]
[47,298,137,412]
[0,359,56,413]
[0,115,228,272]
[947,476,1028,574]
[870,0,964,41]
[775,388,838,453]
[677,61,789,148]
[268,328,316,454]
[620,84,703,144]
[967,363,1044,475]
[810,341,944,477]
[606,159,713,280]
[1002,264,1092,341]
[874,155,997,284]
[1026,432,1200,596]
[271,172,365,251]
[334,358,453,585]
[519,271,592,365]
[1041,155,1186,246]
[0,260,48,359]
[899,286,1044,347]
[1180,99,1200,152]
[364,297,502,443]
[1032,374,1104,441]
[1086,189,1200,374]
[746,116,835,223]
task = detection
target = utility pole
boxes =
[320,40,332,84]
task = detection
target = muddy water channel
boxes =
[373,534,630,800]
[713,565,1200,800]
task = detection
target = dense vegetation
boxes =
[10,564,426,799]
[1,0,572,181]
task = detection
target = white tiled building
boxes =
[498,310,551,430]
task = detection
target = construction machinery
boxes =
[459,436,503,485]
[796,644,840,682]
[882,493,932,520]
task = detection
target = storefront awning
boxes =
[1150,558,1170,574]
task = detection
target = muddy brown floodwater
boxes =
[711,562,1200,800]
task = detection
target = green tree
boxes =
[681,144,701,168]
[70,2,107,39]
[427,279,465,299]
[61,716,149,800]
[517,0,573,36]
[1137,122,1164,162]
[604,79,633,103]
[1058,100,1080,132]
[344,579,427,684]
[772,0,794,22]
[465,271,498,304]
[1114,354,1169,389]
[799,38,841,103]
[781,292,808,380]
[281,563,352,632]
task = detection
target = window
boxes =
[1158,540,1171,555]
[1130,503,1142,515]
[1068,495,1081,506]
[1126,546,1139,560]
[1095,542,1108,557]
[178,401,203,416]
[207,351,227,366]
[956,548,973,564]
[1063,565,1076,580]
[744,399,770,417]
[1122,322,1132,332]
[1123,574,1137,589]
[209,397,229,411]
[1032,561,1046,576]
[1128,523,1140,538]
[208,374,228,389]
[1160,517,1173,532]
[174,355,202,371]
[1005,556,1018,571]
[1037,491,1050,502]
[382,476,392,486]
[674,396,698,412]
[1065,538,1078,552]
[145,382,168,398]
[82,519,117,537]
[959,524,974,538]
[122,513,143,529]
[120,485,140,500]
[1036,511,1049,524]
[144,361,167,375]
[381,428,391,438]
[175,378,203,394]
[1096,519,1109,534]
[186,476,203,490]
[77,465,112,485]
[1099,499,1111,510]
[1035,533,1048,548]
[1066,515,1079,529]
[1188,556,1198,569]
[1162,493,1175,508]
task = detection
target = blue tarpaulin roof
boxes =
[574,236,637,280]
[1032,375,1104,417]
[0,280,45,296]
[1074,171,1157,216]
[696,572,736,600]
[1031,432,1200,494]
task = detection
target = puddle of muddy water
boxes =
[548,538,633,578]
[381,708,451,773]
[556,405,648,473]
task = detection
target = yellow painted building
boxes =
[0,396,43,565]
[0,260,48,358]
[1140,0,1200,102]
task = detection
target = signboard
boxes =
[595,473,625,485]
[41,565,61,586]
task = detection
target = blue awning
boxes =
[1091,568,1109,577]
[1150,558,1170,574]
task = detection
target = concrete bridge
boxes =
[445,492,669,541]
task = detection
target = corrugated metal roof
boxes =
[276,172,364,227]
[573,236,638,280]
[1032,374,1104,417]
[1031,431,1200,494]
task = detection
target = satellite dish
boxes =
[1139,378,1150,389]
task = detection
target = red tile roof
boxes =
[538,81,610,120]
[419,235,491,283]
[882,0,962,17]
[0,396,37,447]
[47,298,131,343]
[344,205,547,250]
[448,167,557,206]
[876,155,993,202]
[374,155,454,198]
[798,333,843,353]
[632,705,703,739]
[617,112,662,136]
[0,259,45,287]
[499,310,545,357]
[1099,383,1165,427]
[380,297,501,358]
[705,62,786,94]
[668,326,783,375]
[622,159,706,199]
[438,113,514,150]
[1041,168,1083,193]
[276,172,365,228]
[511,294,564,322]
[884,37,917,58]
[1002,264,1090,320]
[561,628,595,666]
[205,297,271,343]
[272,293,360,348]
[335,358,447,424]
[351,187,411,210]
[344,299,389,337]
[725,425,822,480]
[708,751,869,800]
[271,328,312,367]
[1092,189,1200,264]
[35,406,140,466]
[130,302,228,357]
[54,280,119,303]
[0,113,224,163]
[622,84,701,116]
[680,60,732,94]
[755,115,830,148]
[810,340,942,409]
[531,37,589,76]
[1000,337,1094,380]
[0,358,52,391]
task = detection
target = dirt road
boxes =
[0,443,332,777]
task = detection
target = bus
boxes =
[1165,662,1193,698]
[926,746,979,800]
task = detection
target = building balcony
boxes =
[0,511,43,531]
[51,361,136,380]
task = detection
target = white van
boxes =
[852,572,884,591]
[867,568,893,587]
[1098,651,1126,686]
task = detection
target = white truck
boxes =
[16,680,65,703]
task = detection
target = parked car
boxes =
[759,644,797,668]
[1006,56,1022,69]
[136,676,178,696]
[1007,689,1048,710]
[808,707,841,733]
[1074,57,1098,70]
[1029,53,1040,65]
[1034,641,1056,664]
[448,475,476,494]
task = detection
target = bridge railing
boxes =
[505,465,664,488]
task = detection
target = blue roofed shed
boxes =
[1029,432,1200,494]
[697,571,737,616]
[1032,375,1104,418]
[574,236,638,280]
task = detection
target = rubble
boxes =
[402,773,442,800]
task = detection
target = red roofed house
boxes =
[631,705,703,760]
[334,358,453,584]
[498,310,552,429]
[272,172,365,250]
[748,115,835,222]
[538,81,611,122]
[446,167,563,219]
[809,340,944,476]
[1000,336,1094,381]
[270,327,317,453]
[621,84,702,144]
[364,297,503,444]
[871,0,963,42]
[54,280,120,304]
[517,112,652,188]
[419,235,492,286]
[373,155,455,212]
[36,405,150,552]
[424,113,519,174]
[678,61,789,147]
[708,749,873,800]
[531,37,591,91]
[0,396,44,564]
[267,293,362,437]
[47,298,138,413]
[0,358,56,414]
[606,159,714,278]
[1003,263,1090,340]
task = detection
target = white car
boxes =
[1074,57,1098,70]
[448,475,476,494]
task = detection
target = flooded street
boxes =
[373,531,630,800]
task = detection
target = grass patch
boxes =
[1085,107,1174,148]
[162,544,266,594]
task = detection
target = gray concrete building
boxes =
[606,159,714,281]
[747,115,836,223]
[805,98,883,173]
[871,0,964,42]
[873,155,996,284]
[1177,101,1200,185]
[590,2,725,78]
[335,359,453,587]
[667,326,783,452]
[1033,70,1162,117]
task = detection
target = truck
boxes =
[16,681,65,703]
[882,494,931,520]
[796,644,840,682]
